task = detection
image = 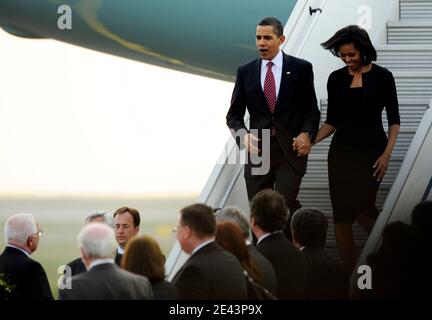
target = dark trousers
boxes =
[245,137,302,242]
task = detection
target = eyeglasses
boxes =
[34,229,43,237]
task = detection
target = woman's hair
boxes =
[215,221,262,283]
[121,235,165,281]
[321,25,377,65]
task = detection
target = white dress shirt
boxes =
[260,50,283,98]
[256,231,283,245]
[191,239,215,255]
[88,258,115,271]
[7,244,30,257]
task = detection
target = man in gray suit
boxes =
[58,223,153,300]
[65,212,122,277]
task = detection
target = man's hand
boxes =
[244,133,260,155]
[292,132,312,157]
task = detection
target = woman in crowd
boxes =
[122,235,179,299]
[215,221,265,299]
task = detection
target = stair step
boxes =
[393,71,432,99]
[376,45,432,70]
[400,0,432,20]
[388,20,432,44]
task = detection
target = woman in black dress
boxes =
[313,25,400,274]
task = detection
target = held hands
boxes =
[373,153,390,182]
[244,133,260,155]
[292,132,312,157]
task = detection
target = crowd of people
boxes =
[1,189,430,300]
[0,16,428,301]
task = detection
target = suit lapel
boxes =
[275,53,294,113]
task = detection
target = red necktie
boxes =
[264,61,277,135]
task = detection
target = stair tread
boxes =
[376,44,432,50]
[388,20,432,27]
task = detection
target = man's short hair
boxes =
[78,223,117,259]
[180,203,216,238]
[215,206,250,238]
[113,207,140,227]
[257,17,284,37]
[290,208,328,247]
[85,211,113,225]
[250,189,288,233]
[4,213,37,244]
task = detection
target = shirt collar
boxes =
[256,230,283,245]
[7,244,30,257]
[117,246,124,255]
[88,258,115,271]
[191,239,215,255]
[262,50,283,70]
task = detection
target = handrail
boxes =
[282,0,327,56]
[351,98,432,297]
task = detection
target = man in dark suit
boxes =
[59,223,153,300]
[291,207,348,299]
[215,206,277,294]
[226,17,320,238]
[250,190,307,299]
[172,203,247,300]
[0,213,53,300]
[65,211,122,277]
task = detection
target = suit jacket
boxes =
[0,246,53,300]
[66,253,123,277]
[256,232,307,299]
[247,244,277,294]
[301,247,348,300]
[226,52,320,175]
[151,279,180,300]
[172,242,247,300]
[58,263,154,300]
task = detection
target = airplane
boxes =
[1,0,431,297]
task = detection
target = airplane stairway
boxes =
[313,0,432,260]
[166,0,432,277]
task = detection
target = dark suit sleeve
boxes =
[299,62,320,141]
[226,67,248,149]
[27,260,54,300]
[384,71,400,126]
[174,264,210,300]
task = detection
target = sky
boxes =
[0,29,234,197]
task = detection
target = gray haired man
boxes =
[59,223,153,300]
[0,213,53,300]
[65,212,122,277]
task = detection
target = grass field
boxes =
[0,196,195,299]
